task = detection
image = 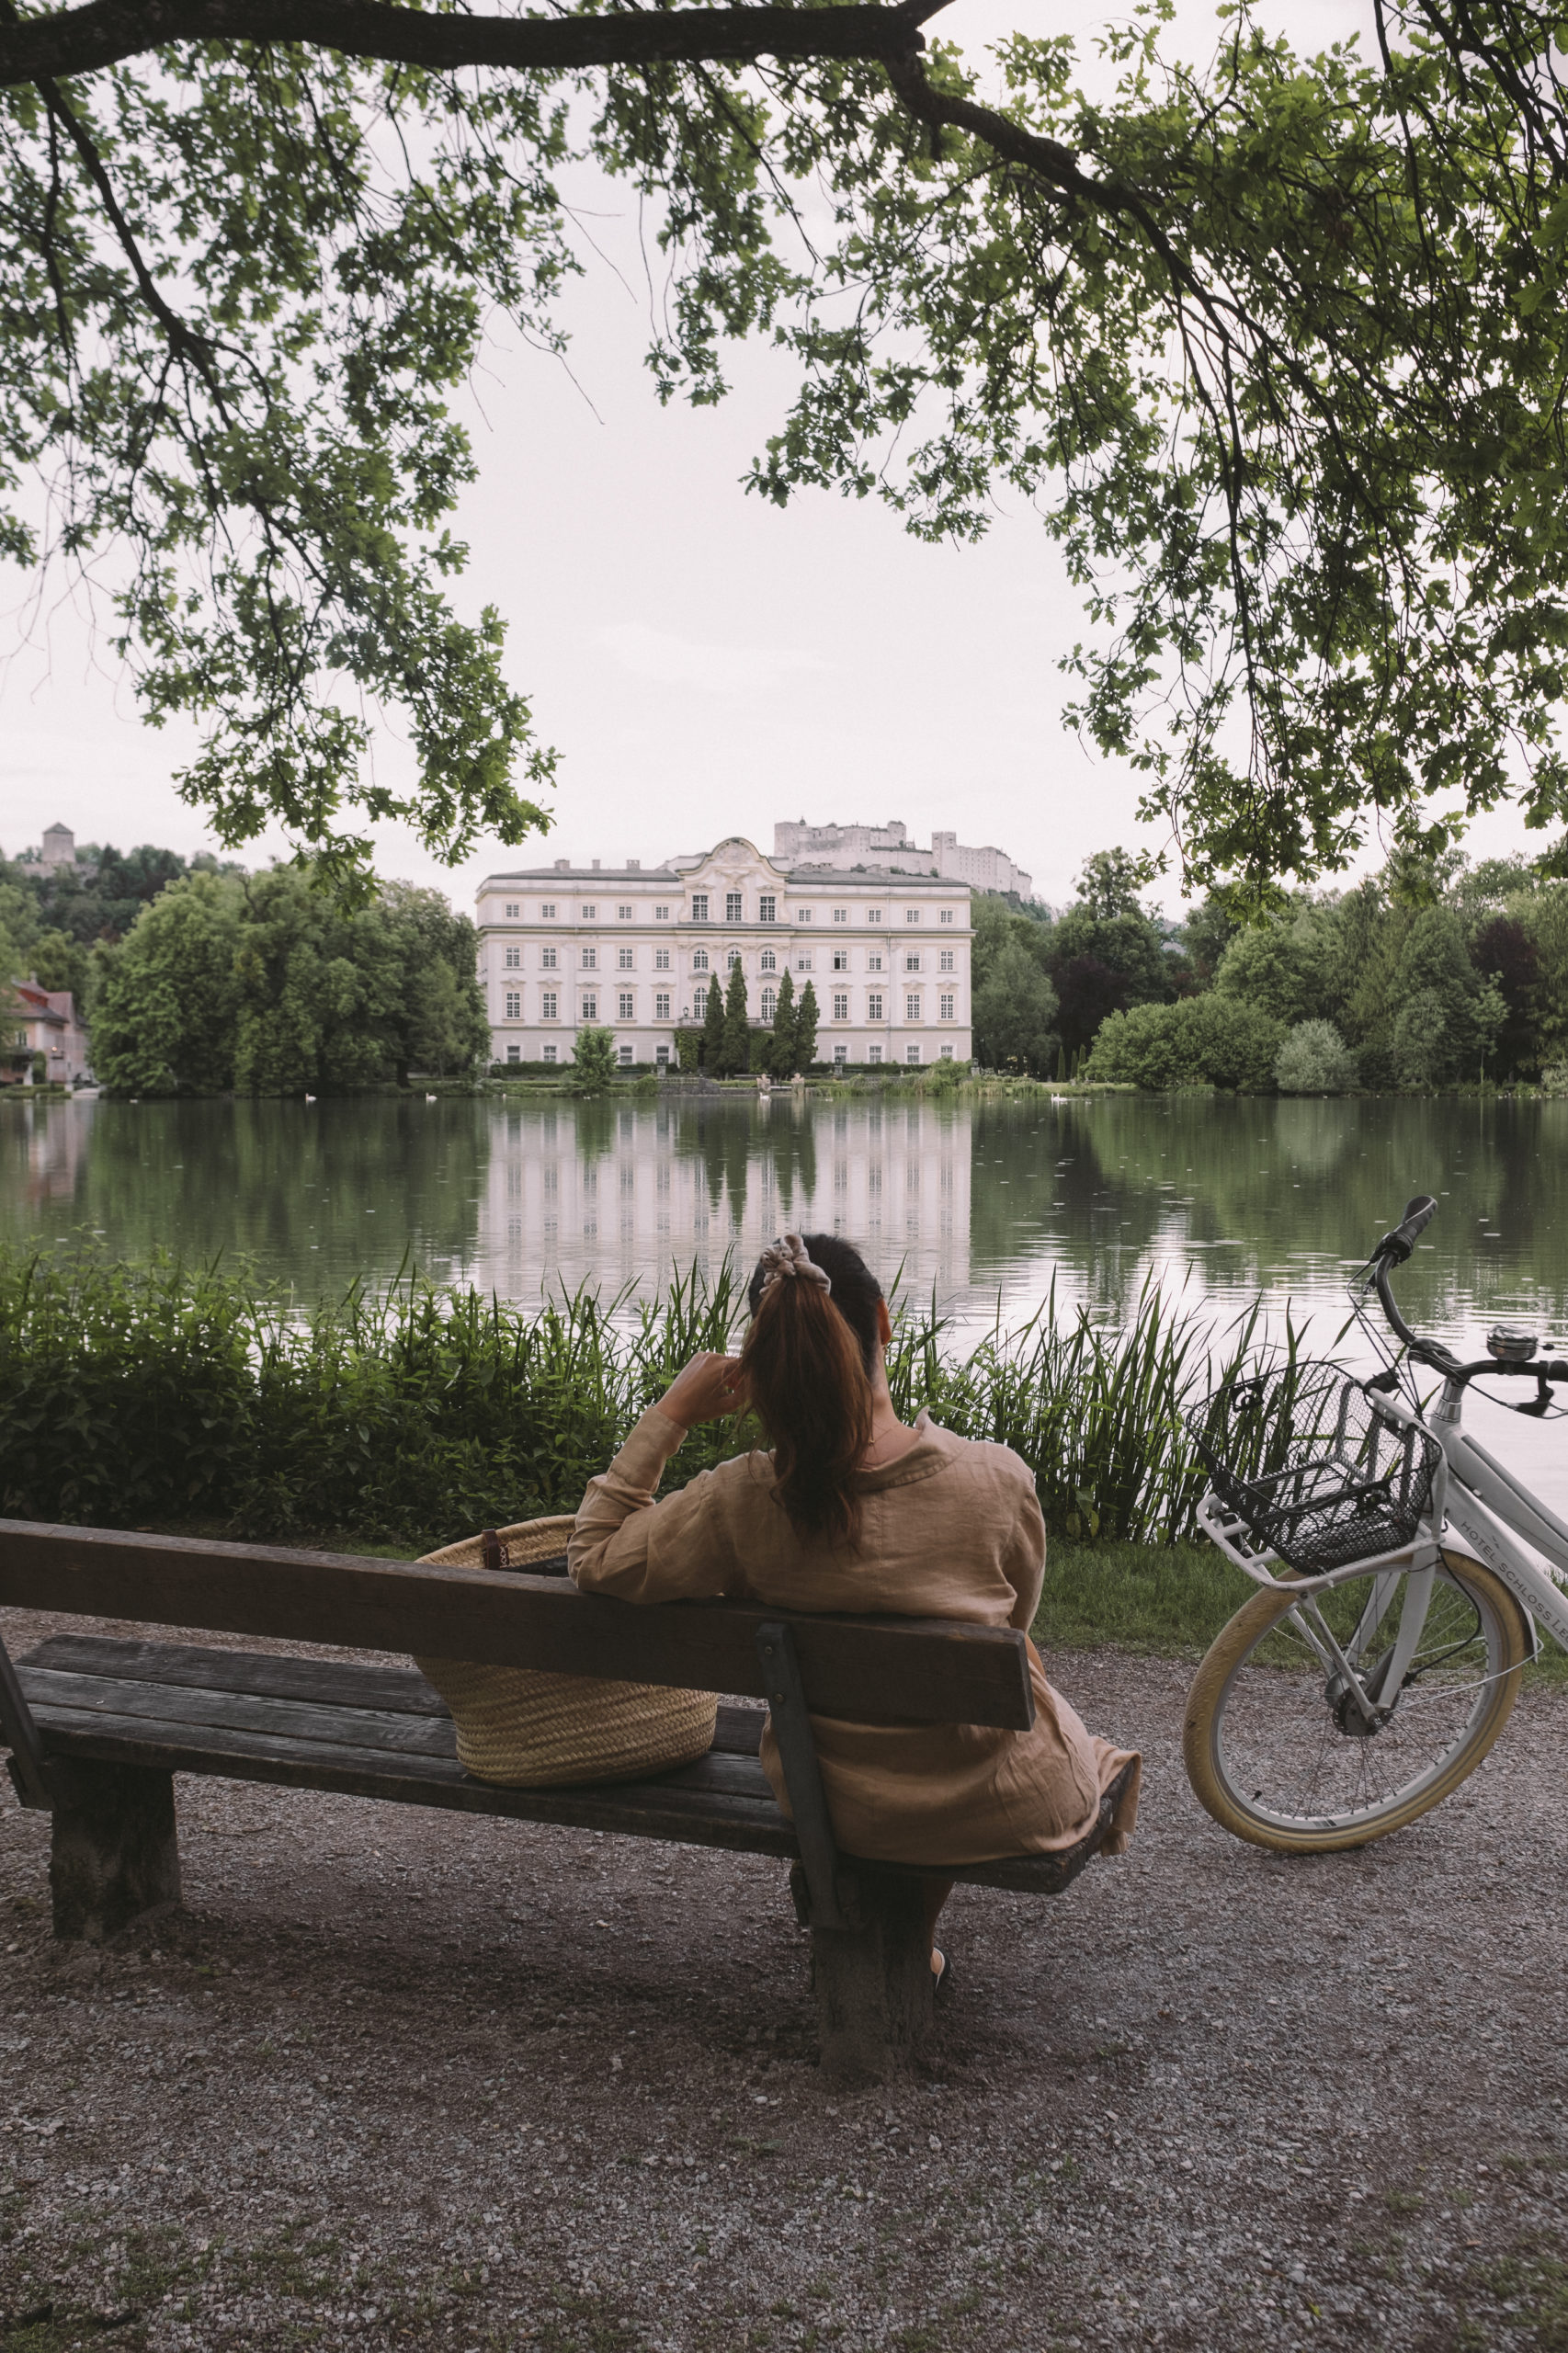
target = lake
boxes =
[6,1087,1567,1507]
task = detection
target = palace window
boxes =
[904,952,921,972]
[619,993,635,1020]
[655,993,672,1020]
[834,1041,848,1063]
[728,948,743,969]
[582,946,597,969]
[795,952,813,972]
[691,893,710,922]
[654,947,671,971]
[692,949,710,972]
[832,949,849,972]
[796,905,813,923]
[905,1042,921,1063]
[542,1043,557,1064]
[581,994,598,1020]
[759,948,777,973]
[867,992,884,1020]
[867,907,882,923]
[618,947,634,971]
[504,946,520,970]
[540,903,556,919]
[655,904,670,921]
[940,1042,954,1058]
[904,908,921,924]
[833,993,849,1021]
[940,907,955,924]
[758,895,777,924]
[760,987,777,1020]
[541,992,558,1020]
[617,904,633,920]
[726,892,744,922]
[540,946,557,970]
[504,902,519,918]
[906,994,921,1020]
[506,1043,520,1063]
[581,904,597,920]
[939,949,955,972]
[868,1043,882,1064]
[868,952,883,972]
[940,993,955,1019]
[505,992,521,1019]
[619,1045,634,1066]
[833,907,847,925]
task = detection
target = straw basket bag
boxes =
[412,1516,718,1788]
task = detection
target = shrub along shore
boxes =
[2,1245,1561,1675]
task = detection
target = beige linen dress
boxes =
[569,1405,1141,1868]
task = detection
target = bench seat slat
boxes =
[20,1666,461,1759]
[26,1702,803,1854]
[22,1634,453,1717]
[17,1638,767,1758]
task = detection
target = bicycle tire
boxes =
[1183,1548,1529,1853]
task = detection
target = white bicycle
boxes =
[1183,1193,1568,1852]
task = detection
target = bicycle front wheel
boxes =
[1183,1549,1529,1852]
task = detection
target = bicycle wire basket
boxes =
[1192,1360,1444,1575]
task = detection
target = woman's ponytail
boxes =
[741,1233,881,1548]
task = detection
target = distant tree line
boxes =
[87,865,488,1095]
[972,849,1568,1093]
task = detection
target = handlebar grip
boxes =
[1379,1193,1438,1265]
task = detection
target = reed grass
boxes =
[0,1242,1291,1563]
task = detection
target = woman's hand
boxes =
[657,1352,746,1431]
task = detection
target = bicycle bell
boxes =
[1487,1324,1539,1363]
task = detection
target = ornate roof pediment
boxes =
[680,837,790,892]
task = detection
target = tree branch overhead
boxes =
[0,0,944,86]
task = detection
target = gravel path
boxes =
[1,1619,1564,2352]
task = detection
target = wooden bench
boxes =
[0,1518,1130,2080]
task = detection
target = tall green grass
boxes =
[0,1243,1290,1558]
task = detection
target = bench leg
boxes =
[49,1760,181,1943]
[794,1864,935,2083]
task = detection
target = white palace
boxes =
[476,836,973,1070]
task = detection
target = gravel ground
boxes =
[1,1613,1565,2353]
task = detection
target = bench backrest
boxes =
[0,1520,1036,1731]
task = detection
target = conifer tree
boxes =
[721,960,750,1075]
[794,979,820,1073]
[700,973,724,1072]
[768,968,796,1078]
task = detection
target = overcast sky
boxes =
[0,0,1540,917]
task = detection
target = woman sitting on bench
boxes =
[569,1232,1140,1988]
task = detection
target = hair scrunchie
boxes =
[757,1233,832,1296]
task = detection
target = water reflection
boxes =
[477,1095,970,1302]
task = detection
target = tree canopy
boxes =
[90,862,489,1090]
[5,0,1568,891]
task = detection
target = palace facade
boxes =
[475,836,973,1069]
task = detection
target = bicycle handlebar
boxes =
[1377,1194,1439,1264]
[1361,1190,1568,1390]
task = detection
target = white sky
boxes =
[0,0,1540,917]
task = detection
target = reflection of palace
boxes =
[475,1101,972,1302]
[1,1096,96,1208]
